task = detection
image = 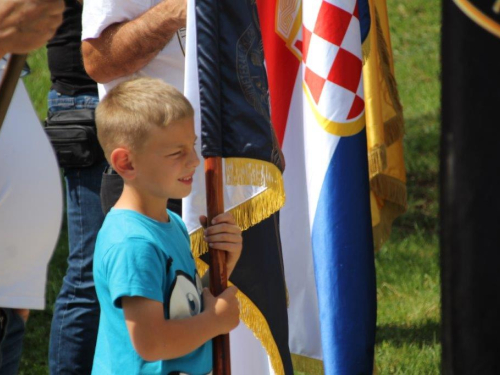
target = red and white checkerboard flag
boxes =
[258,0,376,373]
[303,0,365,135]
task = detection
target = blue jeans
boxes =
[48,90,106,374]
[0,309,25,375]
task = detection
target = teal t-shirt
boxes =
[92,209,212,375]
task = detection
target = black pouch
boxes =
[44,109,105,168]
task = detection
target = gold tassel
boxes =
[190,228,208,259]
[191,157,286,259]
[368,145,387,178]
[370,173,407,251]
[372,201,405,251]
[370,173,407,209]
[224,158,286,232]
[194,257,285,375]
[291,354,324,374]
[383,114,404,147]
[190,157,286,374]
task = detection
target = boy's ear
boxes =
[110,148,136,179]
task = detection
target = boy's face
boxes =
[131,116,200,200]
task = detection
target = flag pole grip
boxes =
[205,156,231,375]
[0,54,27,131]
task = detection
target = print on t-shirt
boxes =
[168,270,203,319]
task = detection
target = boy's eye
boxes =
[167,151,182,157]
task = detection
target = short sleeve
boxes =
[168,211,190,244]
[82,0,151,40]
[102,237,165,308]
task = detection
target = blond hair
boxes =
[95,77,194,161]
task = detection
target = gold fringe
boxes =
[190,157,286,375]
[370,173,407,209]
[362,34,371,65]
[383,114,404,147]
[233,281,284,375]
[370,173,407,251]
[194,257,285,375]
[224,158,286,231]
[372,201,405,252]
[291,354,324,374]
[190,157,285,259]
[374,9,405,147]
[368,145,387,178]
[190,228,208,259]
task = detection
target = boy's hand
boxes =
[202,286,240,334]
[199,212,242,276]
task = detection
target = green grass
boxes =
[24,47,51,121]
[18,0,441,372]
[374,0,441,373]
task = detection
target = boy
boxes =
[92,77,242,374]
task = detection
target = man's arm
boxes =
[122,287,239,362]
[81,0,186,83]
[0,0,64,57]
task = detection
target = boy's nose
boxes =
[188,149,201,168]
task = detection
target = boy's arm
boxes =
[122,286,239,362]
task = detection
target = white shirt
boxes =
[82,0,186,98]
[0,81,63,309]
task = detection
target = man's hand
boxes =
[0,0,64,57]
[202,286,240,334]
[199,212,242,277]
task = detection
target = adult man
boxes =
[47,1,106,374]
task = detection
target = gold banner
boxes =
[363,0,407,250]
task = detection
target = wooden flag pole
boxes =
[0,54,27,130]
[205,156,231,375]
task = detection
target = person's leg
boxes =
[0,308,26,375]
[48,91,106,374]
